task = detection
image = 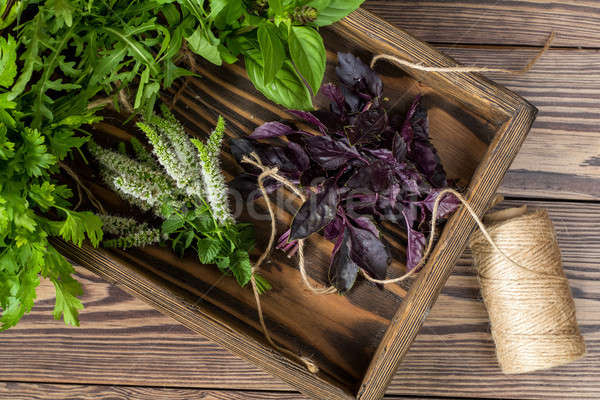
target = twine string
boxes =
[371,32,555,75]
[468,208,585,374]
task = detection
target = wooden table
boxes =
[2,1,599,399]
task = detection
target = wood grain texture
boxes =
[0,383,448,400]
[363,0,600,47]
[2,200,597,399]
[437,46,600,200]
[45,8,536,400]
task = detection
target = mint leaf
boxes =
[288,26,326,95]
[197,237,221,264]
[258,22,286,85]
[162,214,185,235]
[230,250,252,287]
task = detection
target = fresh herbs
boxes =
[91,107,267,292]
[0,34,104,330]
[175,0,365,109]
[232,53,459,292]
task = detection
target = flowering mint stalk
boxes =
[137,107,205,200]
[191,116,233,225]
[99,214,163,249]
[89,141,179,216]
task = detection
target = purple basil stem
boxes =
[322,83,346,115]
[276,229,299,256]
[287,110,328,134]
[250,121,295,139]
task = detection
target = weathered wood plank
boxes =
[1,200,597,399]
[435,46,600,200]
[363,1,600,47]
[0,382,447,400]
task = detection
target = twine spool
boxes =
[469,206,586,374]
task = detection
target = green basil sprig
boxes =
[177,0,365,110]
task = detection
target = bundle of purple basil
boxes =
[231,53,460,293]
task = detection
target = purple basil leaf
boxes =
[303,135,362,170]
[329,229,359,293]
[367,148,393,161]
[289,182,339,241]
[341,85,361,112]
[322,83,345,115]
[412,141,447,188]
[345,109,387,145]
[230,138,256,164]
[350,215,380,237]
[400,97,448,188]
[392,133,408,161]
[346,161,392,192]
[288,110,328,134]
[286,141,310,172]
[347,219,390,280]
[336,53,383,99]
[300,164,326,187]
[393,163,421,195]
[399,97,420,147]
[324,214,344,241]
[402,208,427,271]
[422,189,460,219]
[250,122,295,139]
[229,173,281,200]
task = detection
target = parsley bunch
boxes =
[1,33,103,330]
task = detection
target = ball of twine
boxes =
[469,206,586,374]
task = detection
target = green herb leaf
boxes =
[0,35,17,88]
[230,250,252,287]
[197,237,221,264]
[186,28,222,66]
[258,22,286,85]
[312,0,363,26]
[288,26,326,95]
[268,0,284,16]
[162,214,185,235]
[245,51,313,110]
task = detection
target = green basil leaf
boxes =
[257,23,286,85]
[268,0,284,15]
[312,0,363,26]
[245,51,313,110]
[210,0,244,28]
[186,28,222,66]
[288,26,325,95]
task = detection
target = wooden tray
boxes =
[53,8,537,400]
